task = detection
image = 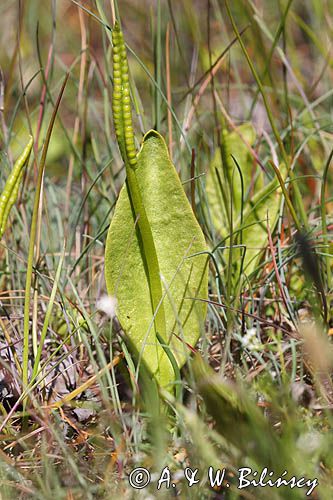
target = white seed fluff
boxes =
[96,295,118,319]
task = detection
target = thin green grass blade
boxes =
[22,74,69,398]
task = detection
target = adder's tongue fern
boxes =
[111,22,166,341]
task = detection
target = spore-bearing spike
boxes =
[112,22,137,169]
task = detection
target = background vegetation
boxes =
[0,0,332,498]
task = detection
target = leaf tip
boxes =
[142,129,163,142]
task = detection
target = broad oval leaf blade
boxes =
[105,130,208,390]
[237,176,283,275]
[206,124,285,276]
[206,123,259,236]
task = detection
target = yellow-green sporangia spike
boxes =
[0,136,33,238]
